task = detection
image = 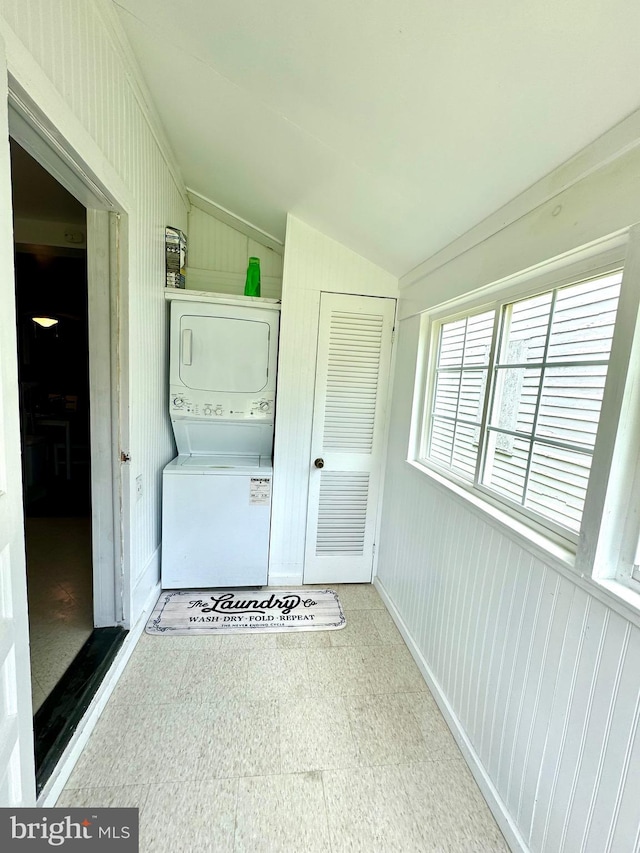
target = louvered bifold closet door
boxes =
[304,293,395,584]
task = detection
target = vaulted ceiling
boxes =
[114,0,640,276]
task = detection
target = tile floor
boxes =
[56,584,510,852]
[26,517,94,712]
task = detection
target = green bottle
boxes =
[244,256,261,297]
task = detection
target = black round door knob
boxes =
[314,458,325,469]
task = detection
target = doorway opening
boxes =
[11,138,95,712]
[10,138,127,795]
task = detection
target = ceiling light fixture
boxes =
[32,317,59,328]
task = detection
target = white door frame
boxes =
[8,80,129,628]
[0,34,35,807]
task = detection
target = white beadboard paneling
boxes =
[606,653,640,852]
[269,215,397,583]
[187,205,283,298]
[185,267,282,300]
[0,0,188,625]
[377,314,640,853]
[538,596,611,852]
[248,238,283,279]
[527,585,590,850]
[559,613,631,850]
[283,216,398,298]
[513,575,574,836]
[581,625,640,853]
[188,206,248,272]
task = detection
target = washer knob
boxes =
[259,400,270,412]
[215,406,223,416]
[203,406,212,416]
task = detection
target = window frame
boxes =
[413,234,633,559]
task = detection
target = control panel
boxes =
[170,387,275,420]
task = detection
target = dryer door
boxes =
[179,314,270,392]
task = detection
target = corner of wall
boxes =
[269,215,398,583]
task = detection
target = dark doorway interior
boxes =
[11,138,94,714]
[16,248,92,516]
[11,139,127,797]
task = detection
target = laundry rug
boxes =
[146,588,346,635]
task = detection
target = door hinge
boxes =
[120,451,131,463]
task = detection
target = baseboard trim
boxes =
[267,573,304,587]
[373,576,528,853]
[131,547,161,625]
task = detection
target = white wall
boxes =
[0,0,188,625]
[377,124,640,851]
[186,205,283,299]
[269,215,398,585]
[13,218,86,249]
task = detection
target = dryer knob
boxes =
[173,397,184,408]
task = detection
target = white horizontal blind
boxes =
[426,271,622,537]
[428,310,495,480]
[483,273,622,533]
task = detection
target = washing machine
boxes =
[161,290,280,589]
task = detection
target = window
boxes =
[423,270,622,541]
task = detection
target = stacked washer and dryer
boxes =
[161,290,280,589]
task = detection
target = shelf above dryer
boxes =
[164,287,281,307]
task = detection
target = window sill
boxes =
[406,459,576,569]
[406,459,640,632]
[592,578,640,624]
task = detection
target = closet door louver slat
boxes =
[321,314,383,455]
[316,472,371,555]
